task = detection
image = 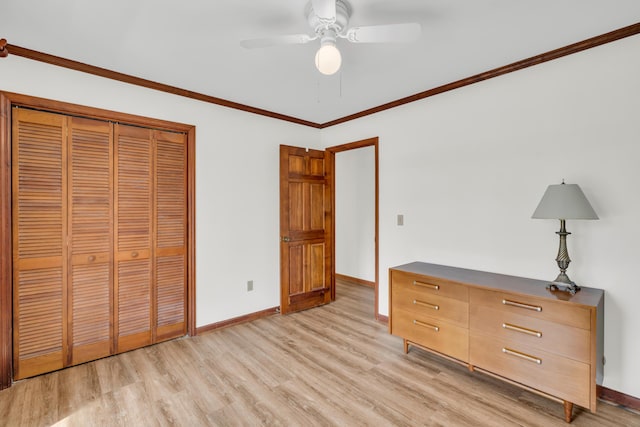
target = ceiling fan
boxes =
[240,0,421,75]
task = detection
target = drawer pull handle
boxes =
[88,255,96,262]
[131,251,139,258]
[413,280,439,291]
[502,347,542,365]
[502,323,542,338]
[413,319,439,332]
[502,299,542,312]
[413,299,439,310]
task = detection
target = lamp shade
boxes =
[532,183,598,220]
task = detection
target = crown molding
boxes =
[4,22,639,129]
[3,44,320,129]
[320,22,640,128]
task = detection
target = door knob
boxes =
[281,236,291,242]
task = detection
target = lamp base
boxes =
[547,243,581,294]
[547,281,581,295]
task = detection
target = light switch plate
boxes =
[397,214,404,226]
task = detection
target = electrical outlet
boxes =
[247,280,254,292]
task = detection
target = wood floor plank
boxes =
[1,280,639,426]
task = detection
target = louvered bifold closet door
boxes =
[68,117,113,365]
[12,109,189,379]
[114,124,153,353]
[154,131,187,342]
[12,109,67,379]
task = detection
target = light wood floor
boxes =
[1,281,638,427]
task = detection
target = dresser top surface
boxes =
[390,262,604,307]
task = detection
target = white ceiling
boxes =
[2,1,639,124]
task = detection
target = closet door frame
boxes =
[0,91,197,390]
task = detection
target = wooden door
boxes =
[7,98,191,382]
[13,111,114,377]
[12,108,67,379]
[68,117,113,365]
[154,130,187,342]
[114,124,153,353]
[279,145,332,314]
[114,125,187,350]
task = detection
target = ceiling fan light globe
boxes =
[315,44,341,75]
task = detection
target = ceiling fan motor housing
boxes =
[306,0,351,36]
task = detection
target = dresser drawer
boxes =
[470,304,590,363]
[392,285,468,328]
[392,270,468,302]
[391,308,469,362]
[470,332,590,408]
[469,288,591,330]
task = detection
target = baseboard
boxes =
[335,273,375,288]
[597,385,640,411]
[195,306,280,335]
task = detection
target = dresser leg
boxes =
[563,401,573,423]
[403,339,409,354]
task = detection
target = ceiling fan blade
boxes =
[344,23,421,43]
[240,34,314,49]
[312,0,336,21]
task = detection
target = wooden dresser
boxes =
[389,262,604,423]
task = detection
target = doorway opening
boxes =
[327,137,379,319]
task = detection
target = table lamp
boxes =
[532,181,598,294]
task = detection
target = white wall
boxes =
[321,34,640,398]
[1,55,321,327]
[335,147,375,281]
